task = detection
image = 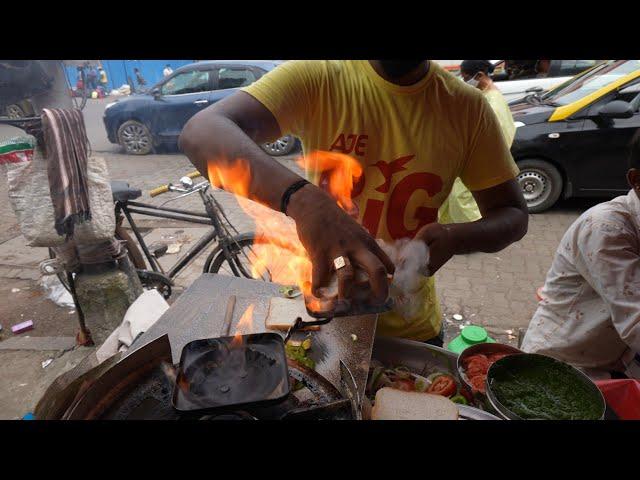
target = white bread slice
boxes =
[371,388,459,420]
[266,297,318,330]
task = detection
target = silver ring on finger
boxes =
[333,255,350,271]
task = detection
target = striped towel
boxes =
[41,108,92,238]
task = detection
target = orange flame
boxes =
[297,151,362,213]
[206,151,362,312]
[232,304,255,346]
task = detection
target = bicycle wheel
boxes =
[205,234,302,283]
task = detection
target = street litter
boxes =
[453,314,463,321]
[11,320,34,334]
[166,242,182,254]
[41,359,53,369]
[40,275,75,308]
[11,288,20,293]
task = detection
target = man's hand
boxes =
[287,184,395,306]
[415,223,457,276]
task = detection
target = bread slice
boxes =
[266,297,318,330]
[371,388,459,420]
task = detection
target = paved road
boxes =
[0,98,606,342]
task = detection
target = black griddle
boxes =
[172,333,290,413]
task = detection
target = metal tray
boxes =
[371,336,501,420]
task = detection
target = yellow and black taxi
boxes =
[510,60,640,212]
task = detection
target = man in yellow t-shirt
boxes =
[179,60,528,345]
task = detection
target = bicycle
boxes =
[51,171,295,299]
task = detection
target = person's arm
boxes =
[416,93,528,274]
[417,179,528,274]
[576,221,640,350]
[179,70,394,304]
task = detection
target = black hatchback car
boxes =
[510,60,640,212]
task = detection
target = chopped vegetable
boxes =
[450,394,468,405]
[427,375,457,397]
[414,378,428,392]
[393,379,415,391]
[302,338,312,350]
[285,343,315,369]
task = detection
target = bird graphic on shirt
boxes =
[373,155,414,193]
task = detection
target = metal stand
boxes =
[65,271,94,347]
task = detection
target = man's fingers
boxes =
[335,260,355,300]
[351,249,390,304]
[366,237,396,274]
[311,257,332,297]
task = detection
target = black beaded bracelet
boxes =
[280,179,310,216]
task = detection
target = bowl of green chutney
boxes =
[486,353,606,420]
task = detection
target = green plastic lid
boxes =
[446,325,496,354]
[461,325,488,343]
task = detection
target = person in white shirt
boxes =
[163,64,173,77]
[522,131,640,379]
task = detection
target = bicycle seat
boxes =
[110,181,142,202]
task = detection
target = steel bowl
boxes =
[457,342,523,393]
[485,353,606,420]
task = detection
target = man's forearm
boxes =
[446,206,528,254]
[179,111,303,211]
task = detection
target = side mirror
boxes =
[151,87,161,99]
[598,100,634,119]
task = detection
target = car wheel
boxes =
[117,120,153,155]
[261,135,296,156]
[5,103,26,119]
[516,159,563,213]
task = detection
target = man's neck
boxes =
[369,61,431,86]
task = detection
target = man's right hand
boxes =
[287,183,395,307]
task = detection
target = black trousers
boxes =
[423,329,445,348]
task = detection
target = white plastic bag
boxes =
[7,147,115,247]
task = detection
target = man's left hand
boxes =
[415,222,457,276]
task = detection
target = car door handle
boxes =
[193,100,209,105]
[526,86,544,93]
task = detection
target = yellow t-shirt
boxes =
[243,60,519,341]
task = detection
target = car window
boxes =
[558,60,598,77]
[217,67,257,90]
[616,80,640,105]
[544,60,640,106]
[161,70,211,95]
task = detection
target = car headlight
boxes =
[105,102,117,111]
[514,121,525,128]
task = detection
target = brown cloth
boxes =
[41,108,91,238]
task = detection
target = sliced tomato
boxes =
[393,379,415,391]
[462,354,488,369]
[469,374,487,394]
[487,353,511,364]
[466,358,489,377]
[427,375,457,397]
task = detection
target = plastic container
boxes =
[446,325,495,354]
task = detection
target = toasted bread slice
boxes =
[371,388,459,420]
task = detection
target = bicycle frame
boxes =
[116,198,219,280]
[116,185,253,280]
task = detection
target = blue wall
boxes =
[66,60,194,91]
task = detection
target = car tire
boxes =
[117,120,154,155]
[516,159,563,213]
[260,135,297,156]
[5,103,26,119]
